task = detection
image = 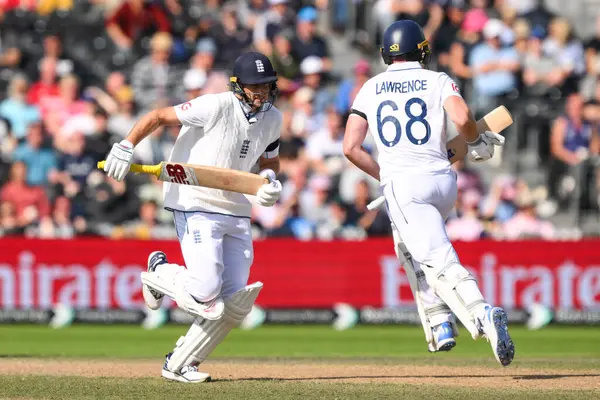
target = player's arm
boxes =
[443,96,478,143]
[343,113,380,181]
[124,106,181,146]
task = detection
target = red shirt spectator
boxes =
[27,57,60,106]
[0,162,50,225]
[0,0,36,11]
[105,0,170,49]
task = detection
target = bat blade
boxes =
[476,105,513,134]
[158,162,268,195]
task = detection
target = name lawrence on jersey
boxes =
[376,79,427,95]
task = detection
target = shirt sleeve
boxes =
[350,82,369,120]
[174,94,219,128]
[262,112,282,158]
[439,73,463,104]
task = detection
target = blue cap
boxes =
[196,38,217,55]
[297,6,318,22]
[530,25,546,39]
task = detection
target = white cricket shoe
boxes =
[480,306,515,366]
[142,251,167,310]
[162,353,211,383]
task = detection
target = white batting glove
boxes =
[467,131,505,162]
[256,169,282,207]
[104,140,134,181]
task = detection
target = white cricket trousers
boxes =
[173,210,254,302]
[383,170,460,270]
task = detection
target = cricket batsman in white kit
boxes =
[343,20,515,366]
[102,52,283,382]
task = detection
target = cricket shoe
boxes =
[480,306,515,366]
[142,251,167,310]
[162,353,211,383]
[431,322,456,352]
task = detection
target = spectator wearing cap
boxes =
[190,37,217,76]
[468,19,520,118]
[522,25,565,97]
[291,7,332,72]
[12,122,57,187]
[253,0,294,55]
[449,7,487,98]
[131,32,184,113]
[335,59,371,116]
[0,74,40,141]
[105,0,171,51]
[299,56,331,114]
[183,69,207,100]
[211,3,253,70]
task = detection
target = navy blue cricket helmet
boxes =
[230,52,279,110]
[380,20,431,66]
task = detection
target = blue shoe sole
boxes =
[492,308,515,366]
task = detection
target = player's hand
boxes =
[256,169,282,207]
[104,140,134,181]
[467,131,504,162]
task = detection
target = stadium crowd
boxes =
[0,0,598,241]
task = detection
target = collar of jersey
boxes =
[386,62,422,72]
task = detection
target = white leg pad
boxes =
[141,265,225,320]
[166,282,263,372]
[423,262,484,339]
[393,228,458,350]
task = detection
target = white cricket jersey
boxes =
[351,61,462,185]
[164,92,282,217]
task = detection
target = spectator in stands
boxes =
[291,7,332,72]
[26,57,59,107]
[0,201,22,236]
[268,29,300,94]
[289,86,323,138]
[584,79,600,125]
[41,74,88,138]
[503,192,555,240]
[112,199,176,240]
[522,26,563,96]
[548,93,599,208]
[131,32,184,113]
[50,195,74,239]
[344,178,391,236]
[0,74,40,141]
[299,56,331,114]
[86,174,141,227]
[188,37,216,80]
[25,35,75,82]
[211,3,253,70]
[542,17,585,95]
[335,59,371,116]
[105,0,171,51]
[395,0,444,40]
[449,7,487,98]
[12,122,56,187]
[182,69,207,101]
[300,174,333,235]
[253,0,293,55]
[582,16,600,99]
[238,0,268,31]
[469,18,520,118]
[0,9,21,74]
[432,0,465,72]
[480,175,519,223]
[0,161,51,231]
[446,188,485,241]
[305,108,345,176]
[108,85,137,139]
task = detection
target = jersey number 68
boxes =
[376,97,431,147]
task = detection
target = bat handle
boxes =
[97,161,162,177]
[367,196,386,211]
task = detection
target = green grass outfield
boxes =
[0,324,599,399]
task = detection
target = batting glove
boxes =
[256,169,282,207]
[467,131,505,162]
[104,140,134,181]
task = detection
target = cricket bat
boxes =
[367,105,513,211]
[96,161,268,196]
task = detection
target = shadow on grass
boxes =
[216,373,600,382]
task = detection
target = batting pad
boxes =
[141,266,225,320]
[166,282,263,372]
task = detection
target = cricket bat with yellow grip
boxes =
[97,161,268,196]
[367,105,513,211]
